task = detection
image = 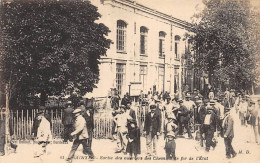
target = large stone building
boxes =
[89,0,194,98]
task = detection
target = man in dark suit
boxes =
[126,101,136,121]
[203,107,218,152]
[177,100,193,138]
[222,107,236,159]
[62,101,74,142]
[196,100,207,147]
[144,104,161,156]
[82,107,95,159]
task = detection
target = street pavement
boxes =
[0,108,259,163]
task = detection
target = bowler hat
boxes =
[150,104,156,110]
[178,99,183,103]
[196,100,203,103]
[210,100,215,104]
[224,107,231,113]
[186,94,191,98]
[73,108,82,114]
[120,105,126,109]
[250,100,256,104]
[36,110,44,116]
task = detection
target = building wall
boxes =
[89,0,192,98]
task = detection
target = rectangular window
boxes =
[139,65,147,92]
[175,42,178,59]
[116,63,126,96]
[174,68,179,93]
[158,66,164,93]
[117,21,127,52]
[159,39,165,57]
[140,35,146,55]
[140,27,148,55]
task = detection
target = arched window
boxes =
[117,20,127,52]
[175,35,181,59]
[140,26,148,55]
[159,31,166,57]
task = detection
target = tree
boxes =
[190,0,260,93]
[0,0,111,109]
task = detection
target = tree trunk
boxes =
[40,91,46,106]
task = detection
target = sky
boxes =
[135,0,260,22]
[135,0,204,22]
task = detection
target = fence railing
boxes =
[0,108,115,140]
[0,105,164,140]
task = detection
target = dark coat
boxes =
[126,126,141,154]
[63,107,74,125]
[82,109,94,132]
[144,112,161,137]
[223,113,234,138]
[128,109,136,121]
[202,111,217,132]
[177,105,189,123]
[197,105,207,124]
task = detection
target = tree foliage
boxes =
[190,0,260,92]
[0,0,111,108]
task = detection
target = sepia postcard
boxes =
[0,0,260,163]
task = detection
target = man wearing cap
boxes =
[203,107,217,152]
[34,110,52,158]
[234,93,242,113]
[32,106,49,138]
[144,104,161,156]
[224,88,230,107]
[66,108,89,162]
[222,107,236,158]
[196,100,207,147]
[247,100,259,144]
[114,105,132,153]
[208,89,215,100]
[126,101,137,121]
[239,97,248,126]
[177,100,193,139]
[62,101,74,142]
[183,94,196,137]
[164,112,178,160]
[82,106,95,158]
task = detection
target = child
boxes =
[164,112,178,160]
[126,119,140,160]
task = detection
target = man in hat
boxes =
[34,110,52,158]
[164,112,178,160]
[114,105,132,153]
[183,94,196,137]
[32,106,49,138]
[126,101,136,121]
[82,105,95,158]
[144,104,161,156]
[208,89,215,100]
[177,100,193,139]
[66,108,89,162]
[247,100,259,144]
[203,107,217,152]
[222,107,237,158]
[126,119,141,160]
[196,100,207,147]
[234,93,242,113]
[62,101,74,142]
[230,89,236,107]
[239,96,248,126]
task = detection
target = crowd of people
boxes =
[0,87,259,162]
[110,88,260,160]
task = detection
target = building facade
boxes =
[88,0,194,98]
